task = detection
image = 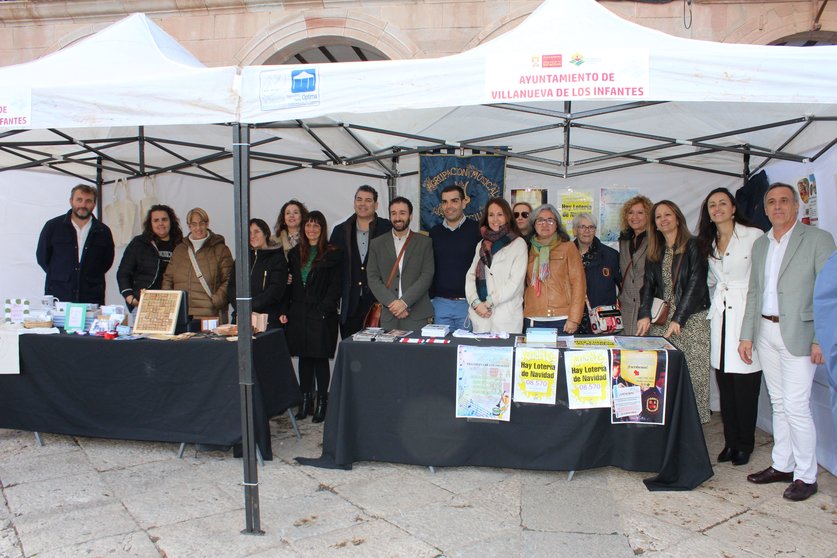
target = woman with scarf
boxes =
[465,198,528,333]
[522,204,586,333]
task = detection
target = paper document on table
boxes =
[565,349,611,409]
[456,345,514,421]
[452,329,509,339]
[513,346,559,404]
[0,328,21,374]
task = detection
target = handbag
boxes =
[362,232,413,328]
[650,251,685,326]
[586,297,623,335]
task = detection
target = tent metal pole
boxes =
[47,129,138,175]
[387,174,397,200]
[562,101,571,178]
[138,126,145,175]
[232,123,263,536]
[96,157,103,221]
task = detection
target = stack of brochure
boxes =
[421,323,450,337]
[525,327,557,343]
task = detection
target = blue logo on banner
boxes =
[291,69,317,93]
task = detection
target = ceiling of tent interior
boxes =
[1,97,834,187]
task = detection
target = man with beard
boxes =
[37,184,115,305]
[429,185,481,330]
[330,185,392,338]
[367,196,435,332]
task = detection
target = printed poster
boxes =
[796,174,818,227]
[456,345,514,421]
[611,349,668,425]
[559,191,592,234]
[565,349,611,409]
[570,336,618,349]
[599,187,640,243]
[513,346,559,404]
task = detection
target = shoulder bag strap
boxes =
[619,259,633,293]
[385,232,413,289]
[188,247,213,298]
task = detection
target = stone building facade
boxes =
[1,1,835,68]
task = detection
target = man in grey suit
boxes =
[738,182,835,502]
[367,196,435,331]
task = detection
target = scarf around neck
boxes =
[529,233,559,297]
[476,225,518,301]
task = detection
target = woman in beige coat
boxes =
[162,207,233,321]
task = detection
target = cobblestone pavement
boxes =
[0,415,834,557]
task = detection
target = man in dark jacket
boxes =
[330,184,392,338]
[36,184,115,305]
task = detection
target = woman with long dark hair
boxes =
[117,204,184,310]
[637,200,711,423]
[465,198,528,333]
[273,199,309,257]
[283,211,343,422]
[697,188,763,464]
[617,195,653,335]
[227,218,287,330]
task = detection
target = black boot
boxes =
[295,392,313,420]
[312,393,328,423]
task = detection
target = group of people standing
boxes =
[37,181,835,501]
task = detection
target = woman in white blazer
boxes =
[465,198,529,333]
[697,187,764,466]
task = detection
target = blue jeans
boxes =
[431,298,469,331]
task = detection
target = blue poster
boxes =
[419,154,506,232]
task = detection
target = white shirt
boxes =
[72,218,92,263]
[762,221,797,316]
[442,215,466,231]
[391,230,410,298]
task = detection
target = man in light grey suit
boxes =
[367,196,435,332]
[738,182,835,502]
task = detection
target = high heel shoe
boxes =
[295,392,313,420]
[717,447,735,462]
[312,393,328,423]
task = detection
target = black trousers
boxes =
[716,310,762,453]
[298,357,331,395]
[340,290,376,339]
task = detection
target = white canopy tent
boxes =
[1,0,836,505]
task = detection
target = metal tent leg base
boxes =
[177,442,186,458]
[567,470,575,481]
[288,409,302,440]
[34,432,44,447]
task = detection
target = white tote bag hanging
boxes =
[139,176,160,221]
[103,177,139,247]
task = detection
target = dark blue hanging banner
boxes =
[419,153,506,232]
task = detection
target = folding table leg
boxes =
[567,470,575,481]
[34,432,44,447]
[256,445,264,467]
[177,443,186,458]
[288,409,302,440]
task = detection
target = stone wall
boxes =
[0,0,834,67]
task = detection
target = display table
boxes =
[299,338,713,490]
[0,330,301,460]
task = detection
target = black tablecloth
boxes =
[0,330,301,460]
[299,338,713,490]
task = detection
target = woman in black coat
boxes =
[117,205,183,310]
[227,218,287,330]
[283,211,343,422]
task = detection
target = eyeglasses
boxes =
[188,221,207,227]
[513,211,530,219]
[535,218,557,225]
[576,225,597,232]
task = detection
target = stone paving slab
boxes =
[0,415,835,557]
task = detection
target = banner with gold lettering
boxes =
[564,349,611,409]
[513,346,559,405]
[419,153,506,232]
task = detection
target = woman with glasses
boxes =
[572,213,621,334]
[464,198,528,333]
[523,204,586,333]
[162,207,234,322]
[618,195,653,335]
[512,202,534,241]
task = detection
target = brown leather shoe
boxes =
[783,480,818,501]
[747,466,793,484]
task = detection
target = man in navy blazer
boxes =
[36,184,115,305]
[367,196,434,332]
[739,182,835,501]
